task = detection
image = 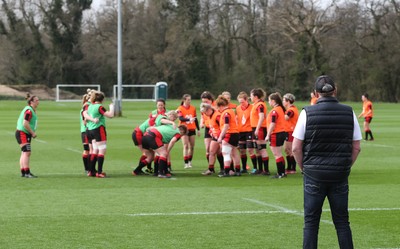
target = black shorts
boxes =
[239,131,253,142]
[252,127,267,140]
[132,127,143,146]
[81,131,89,144]
[16,130,31,144]
[142,131,164,150]
[87,126,107,142]
[204,127,211,139]
[187,129,196,136]
[222,133,239,147]
[286,131,294,142]
[270,132,287,147]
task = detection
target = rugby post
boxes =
[114,0,123,116]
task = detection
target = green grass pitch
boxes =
[0,99,399,248]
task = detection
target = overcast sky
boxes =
[91,0,107,9]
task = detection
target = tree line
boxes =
[0,0,399,102]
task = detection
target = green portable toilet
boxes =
[155,82,168,100]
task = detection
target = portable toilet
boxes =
[155,82,168,100]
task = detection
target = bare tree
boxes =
[0,0,47,84]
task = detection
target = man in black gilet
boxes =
[292,75,362,249]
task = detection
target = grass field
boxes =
[0,99,399,249]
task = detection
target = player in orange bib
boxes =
[310,92,318,105]
[177,94,200,168]
[265,92,287,178]
[200,91,215,164]
[216,95,241,177]
[200,103,225,176]
[358,93,374,141]
[221,91,237,109]
[236,91,256,173]
[249,88,270,175]
[282,93,299,174]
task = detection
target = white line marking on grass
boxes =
[126,210,294,217]
[243,198,334,224]
[6,130,82,153]
[125,207,400,218]
[243,198,301,214]
[348,207,400,211]
[66,147,82,153]
[38,173,83,176]
[362,142,395,148]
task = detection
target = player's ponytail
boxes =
[26,93,37,105]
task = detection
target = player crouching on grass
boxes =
[85,91,114,178]
[132,110,178,176]
[141,122,188,178]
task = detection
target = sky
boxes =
[91,0,108,9]
[92,0,105,8]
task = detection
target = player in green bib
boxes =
[132,110,178,175]
[149,98,168,119]
[79,93,95,174]
[15,94,39,178]
[84,91,114,178]
[141,124,188,178]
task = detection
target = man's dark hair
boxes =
[315,75,336,97]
